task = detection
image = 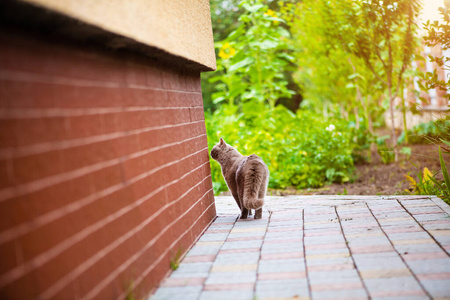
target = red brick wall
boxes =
[0,30,216,299]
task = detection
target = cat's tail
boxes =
[245,198,264,210]
[242,164,266,210]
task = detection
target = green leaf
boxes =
[212,96,226,104]
[401,147,412,155]
[228,27,245,40]
[440,139,450,147]
[257,39,278,49]
[228,57,255,72]
[242,3,264,13]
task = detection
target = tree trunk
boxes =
[401,80,409,145]
[388,81,398,162]
[354,106,360,129]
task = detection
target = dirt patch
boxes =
[269,144,449,196]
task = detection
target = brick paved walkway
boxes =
[150,196,450,300]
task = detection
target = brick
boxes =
[0,159,13,189]
[205,271,257,285]
[182,255,216,264]
[310,282,363,291]
[151,286,202,300]
[420,278,450,299]
[0,239,19,275]
[14,116,67,147]
[1,80,56,109]
[171,262,213,277]
[65,114,106,140]
[401,252,448,260]
[0,119,17,148]
[311,289,367,299]
[198,290,253,300]
[0,163,123,233]
[417,272,450,280]
[18,185,135,262]
[359,268,411,279]
[308,263,354,272]
[258,272,306,280]
[161,277,205,287]
[255,278,309,299]
[204,283,254,291]
[13,149,65,184]
[261,252,303,260]
[0,31,212,300]
[406,258,450,274]
[48,196,211,299]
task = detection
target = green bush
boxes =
[206,103,356,194]
[398,118,450,144]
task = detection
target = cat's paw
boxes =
[240,215,248,219]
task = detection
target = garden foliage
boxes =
[205,0,360,194]
[206,104,356,194]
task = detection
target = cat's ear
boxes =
[219,138,225,146]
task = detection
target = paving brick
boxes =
[260,252,304,260]
[352,252,407,270]
[211,264,257,272]
[359,268,412,279]
[265,230,303,239]
[205,271,256,285]
[203,283,254,291]
[219,248,260,255]
[310,281,364,291]
[420,279,450,298]
[258,271,306,280]
[308,263,354,272]
[308,269,361,284]
[161,277,205,287]
[150,286,202,300]
[394,242,444,254]
[182,255,216,263]
[258,258,305,273]
[363,277,424,295]
[198,290,254,300]
[406,258,450,274]
[305,246,349,256]
[311,289,367,299]
[186,245,222,256]
[221,239,263,250]
[150,196,450,300]
[214,251,260,265]
[169,262,212,278]
[255,278,309,299]
[227,231,266,239]
[197,233,229,242]
[261,241,303,254]
[306,255,354,267]
[304,235,346,245]
[401,252,448,261]
[385,231,431,241]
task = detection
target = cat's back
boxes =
[248,154,267,165]
[240,154,269,175]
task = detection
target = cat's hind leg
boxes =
[236,179,248,219]
[254,208,262,219]
[254,180,266,219]
[240,208,249,219]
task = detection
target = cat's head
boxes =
[210,138,238,162]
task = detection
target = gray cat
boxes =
[210,138,269,219]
